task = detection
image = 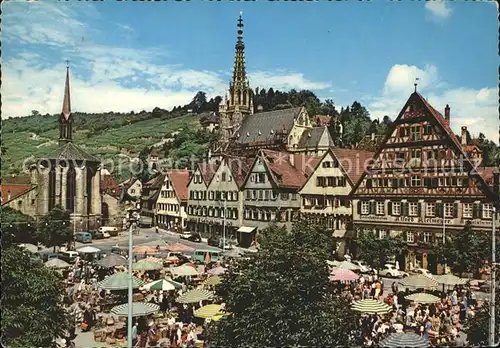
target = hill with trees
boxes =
[2,88,498,182]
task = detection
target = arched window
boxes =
[48,165,56,211]
[66,166,76,212]
[86,167,93,214]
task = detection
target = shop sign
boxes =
[464,219,492,227]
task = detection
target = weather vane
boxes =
[414,77,419,92]
[65,59,70,68]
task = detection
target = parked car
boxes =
[90,230,104,240]
[58,251,79,264]
[379,264,408,278]
[180,232,193,240]
[99,226,118,236]
[193,249,223,263]
[75,232,92,243]
[102,231,111,238]
[186,233,202,242]
[42,252,60,262]
[111,246,128,256]
[412,268,434,278]
[352,260,372,273]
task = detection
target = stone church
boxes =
[211,13,341,161]
[2,66,102,230]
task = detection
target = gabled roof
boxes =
[1,184,34,204]
[225,155,254,188]
[297,126,334,149]
[145,173,165,189]
[331,148,375,186]
[258,149,320,189]
[235,107,304,144]
[45,142,99,162]
[101,174,121,197]
[198,162,218,185]
[167,170,191,201]
[351,92,499,204]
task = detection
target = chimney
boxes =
[461,126,468,146]
[371,132,375,141]
[444,104,450,124]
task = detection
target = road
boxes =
[39,227,222,255]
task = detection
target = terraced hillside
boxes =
[2,111,201,182]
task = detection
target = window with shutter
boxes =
[388,201,393,215]
[453,203,459,218]
[435,202,443,217]
[417,202,422,217]
[463,178,469,187]
[370,201,376,215]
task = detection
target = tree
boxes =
[434,222,490,276]
[1,246,72,347]
[191,91,208,113]
[37,205,71,252]
[1,206,37,248]
[356,232,407,269]
[208,221,363,347]
[31,110,41,117]
[465,287,499,346]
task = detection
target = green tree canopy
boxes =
[208,221,363,347]
[1,206,37,248]
[465,288,499,346]
[433,222,490,276]
[355,231,407,269]
[1,246,72,347]
[37,205,72,252]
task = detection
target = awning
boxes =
[237,226,256,233]
[333,230,346,238]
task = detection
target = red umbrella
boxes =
[329,269,359,282]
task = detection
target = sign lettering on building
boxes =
[462,219,492,227]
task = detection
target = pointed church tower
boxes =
[218,12,253,144]
[59,64,73,145]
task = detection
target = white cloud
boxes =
[2,1,330,119]
[249,71,331,91]
[425,0,452,19]
[367,64,498,144]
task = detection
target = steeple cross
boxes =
[65,59,70,68]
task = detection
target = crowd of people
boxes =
[329,269,480,347]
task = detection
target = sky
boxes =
[2,0,499,142]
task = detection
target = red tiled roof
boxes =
[226,156,254,188]
[168,170,191,201]
[260,150,319,189]
[315,115,331,126]
[199,162,217,185]
[101,174,121,197]
[467,144,482,153]
[332,148,375,186]
[1,184,32,204]
[477,167,497,185]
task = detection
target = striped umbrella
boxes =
[435,274,467,286]
[165,243,194,253]
[133,260,163,271]
[398,274,439,290]
[405,292,441,304]
[143,279,183,291]
[177,288,213,304]
[378,332,429,347]
[144,256,163,263]
[330,269,359,282]
[203,275,222,286]
[132,245,157,255]
[111,302,160,317]
[97,272,144,290]
[194,304,223,319]
[351,299,393,314]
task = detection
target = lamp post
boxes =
[126,203,140,348]
[489,207,498,347]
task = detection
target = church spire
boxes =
[59,62,73,145]
[232,12,247,87]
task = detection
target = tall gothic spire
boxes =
[59,63,73,145]
[232,12,247,87]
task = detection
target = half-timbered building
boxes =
[351,90,499,273]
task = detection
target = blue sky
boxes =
[2,0,498,142]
